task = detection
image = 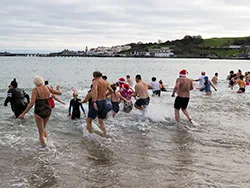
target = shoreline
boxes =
[0,54,249,60]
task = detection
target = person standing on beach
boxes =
[86,71,113,137]
[133,74,152,110]
[171,70,193,122]
[4,78,30,118]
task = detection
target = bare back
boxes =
[135,81,149,99]
[35,85,51,99]
[93,78,112,100]
[176,77,193,98]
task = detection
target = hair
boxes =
[135,74,142,80]
[111,83,117,97]
[126,75,130,78]
[159,80,163,84]
[152,77,156,81]
[33,76,45,86]
[10,78,18,88]
[111,83,117,91]
[73,91,78,98]
[215,73,218,76]
[240,75,244,80]
[45,80,49,85]
[93,71,102,78]
[102,75,107,80]
[230,70,234,74]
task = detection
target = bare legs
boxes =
[86,117,107,137]
[35,114,50,146]
[86,117,93,133]
[174,108,192,122]
[134,104,144,111]
[98,118,107,137]
[182,108,192,122]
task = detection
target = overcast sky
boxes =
[1,0,250,53]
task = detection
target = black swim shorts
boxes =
[135,97,150,108]
[174,96,190,110]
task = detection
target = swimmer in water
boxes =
[200,76,217,95]
[133,74,152,110]
[171,69,193,122]
[150,77,161,97]
[235,75,246,93]
[68,90,86,120]
[211,72,219,85]
[109,83,128,117]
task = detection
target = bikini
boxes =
[34,88,52,119]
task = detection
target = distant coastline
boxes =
[2,35,250,59]
[0,53,249,60]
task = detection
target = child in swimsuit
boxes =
[110,84,128,117]
[68,91,86,120]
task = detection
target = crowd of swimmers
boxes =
[3,68,250,147]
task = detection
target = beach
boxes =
[1,57,250,188]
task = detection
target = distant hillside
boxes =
[121,36,250,58]
[203,36,250,47]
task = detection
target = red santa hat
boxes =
[118,77,125,84]
[122,83,130,90]
[179,69,188,77]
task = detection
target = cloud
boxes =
[1,0,250,52]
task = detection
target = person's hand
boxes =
[83,113,86,117]
[56,85,60,90]
[93,102,98,111]
[68,113,71,116]
[18,113,25,120]
[171,93,175,97]
[215,88,217,91]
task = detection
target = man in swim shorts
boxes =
[86,71,113,137]
[133,74,152,110]
[171,70,193,122]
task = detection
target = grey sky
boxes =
[1,0,250,52]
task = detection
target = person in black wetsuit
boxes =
[4,78,30,118]
[68,90,86,120]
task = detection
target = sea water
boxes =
[1,57,250,187]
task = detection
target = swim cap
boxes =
[10,78,18,88]
[122,83,130,90]
[204,76,208,80]
[118,77,125,84]
[72,88,78,96]
[179,69,188,77]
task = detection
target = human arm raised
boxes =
[48,85,62,95]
